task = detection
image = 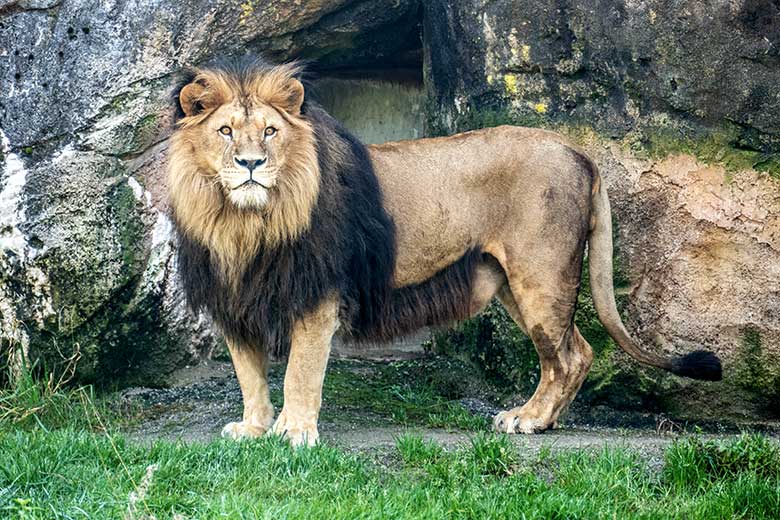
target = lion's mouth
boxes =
[236,179,262,189]
[235,177,275,190]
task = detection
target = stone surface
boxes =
[0,0,419,386]
[590,140,780,419]
[422,0,780,419]
[423,0,780,157]
[2,0,779,422]
[315,74,425,144]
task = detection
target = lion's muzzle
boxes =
[220,167,278,190]
[220,164,278,208]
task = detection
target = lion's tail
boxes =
[586,168,722,381]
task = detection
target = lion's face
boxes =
[195,100,299,209]
[168,62,321,270]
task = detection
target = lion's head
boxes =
[169,58,399,355]
[168,60,319,275]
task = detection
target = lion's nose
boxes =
[234,156,267,173]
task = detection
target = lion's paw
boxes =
[268,411,319,448]
[221,421,268,441]
[493,408,553,434]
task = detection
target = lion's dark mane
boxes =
[174,62,479,357]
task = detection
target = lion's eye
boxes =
[264,126,277,137]
[219,126,232,136]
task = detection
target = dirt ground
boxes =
[117,356,780,471]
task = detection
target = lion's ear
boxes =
[179,81,207,117]
[282,79,305,116]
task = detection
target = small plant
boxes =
[425,402,490,431]
[0,347,107,432]
[467,432,518,477]
[395,433,444,466]
[664,434,780,489]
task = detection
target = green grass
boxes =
[1,429,779,519]
[315,359,493,431]
[3,359,780,518]
[0,359,113,434]
[665,434,780,487]
[396,432,445,465]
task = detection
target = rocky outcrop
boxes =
[2,0,779,420]
[588,142,780,419]
[0,0,419,385]
[422,0,780,419]
[423,0,780,157]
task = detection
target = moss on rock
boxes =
[111,180,147,277]
[733,327,780,416]
[431,302,539,397]
[16,151,192,387]
[638,124,780,180]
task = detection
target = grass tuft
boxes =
[467,432,518,477]
[665,434,780,488]
[395,433,444,466]
[0,353,110,433]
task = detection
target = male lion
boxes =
[168,58,721,447]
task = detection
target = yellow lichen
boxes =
[533,102,547,114]
[520,44,531,63]
[504,74,518,95]
[239,0,257,25]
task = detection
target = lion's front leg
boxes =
[270,296,339,447]
[221,338,275,440]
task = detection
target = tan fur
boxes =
[221,338,274,440]
[223,295,339,446]
[269,295,340,446]
[367,127,598,434]
[168,63,319,282]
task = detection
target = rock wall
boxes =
[422,0,780,419]
[315,74,425,144]
[2,0,779,419]
[0,0,419,386]
[423,0,780,157]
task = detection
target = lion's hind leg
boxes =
[221,339,275,440]
[493,278,593,434]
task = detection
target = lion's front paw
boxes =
[493,407,553,434]
[221,421,268,440]
[268,411,319,447]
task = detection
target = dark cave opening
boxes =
[300,4,425,144]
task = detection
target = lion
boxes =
[168,58,721,447]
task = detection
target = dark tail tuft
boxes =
[670,350,723,381]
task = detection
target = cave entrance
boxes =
[300,16,428,356]
[301,2,425,145]
[312,66,428,358]
[313,68,425,145]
